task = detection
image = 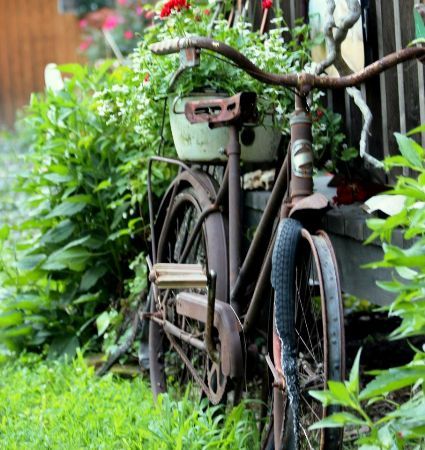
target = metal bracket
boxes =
[291,138,313,178]
[169,48,200,89]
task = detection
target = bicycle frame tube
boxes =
[227,126,242,311]
[231,93,316,316]
[289,94,313,203]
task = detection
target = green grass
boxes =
[0,353,259,449]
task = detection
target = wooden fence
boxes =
[0,0,82,127]
[278,0,425,180]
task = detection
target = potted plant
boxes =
[83,0,353,171]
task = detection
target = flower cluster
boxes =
[262,0,272,10]
[160,0,190,18]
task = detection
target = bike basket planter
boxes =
[169,94,281,162]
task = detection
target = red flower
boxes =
[203,8,210,15]
[160,0,189,18]
[124,30,134,40]
[262,0,272,9]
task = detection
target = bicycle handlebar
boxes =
[150,36,425,92]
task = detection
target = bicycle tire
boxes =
[271,218,345,450]
[149,184,229,402]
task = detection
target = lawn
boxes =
[0,354,258,449]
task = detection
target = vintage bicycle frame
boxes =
[147,40,424,332]
[147,88,324,327]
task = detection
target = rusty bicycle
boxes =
[144,34,424,450]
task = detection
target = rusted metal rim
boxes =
[301,229,345,450]
[317,230,346,378]
[149,177,229,400]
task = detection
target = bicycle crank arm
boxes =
[176,292,243,378]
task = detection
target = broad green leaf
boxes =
[394,133,423,169]
[360,366,425,400]
[347,348,362,396]
[62,235,91,251]
[8,294,45,312]
[46,201,87,219]
[96,311,111,336]
[80,265,108,291]
[327,381,355,408]
[16,254,46,271]
[309,412,366,430]
[0,325,33,338]
[308,389,342,406]
[94,179,112,192]
[73,292,100,304]
[0,225,10,239]
[47,335,79,360]
[41,220,75,244]
[0,311,23,328]
[108,228,131,241]
[407,124,425,136]
[58,63,86,78]
[414,8,425,39]
[42,247,93,272]
[43,173,73,183]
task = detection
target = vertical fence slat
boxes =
[0,0,82,128]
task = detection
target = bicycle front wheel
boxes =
[272,218,345,450]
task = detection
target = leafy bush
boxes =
[0,61,174,358]
[0,353,258,449]
[310,125,425,449]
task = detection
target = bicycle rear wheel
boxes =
[149,183,229,403]
[272,218,345,450]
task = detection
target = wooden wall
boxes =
[280,0,425,180]
[0,0,82,127]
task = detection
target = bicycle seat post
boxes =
[226,125,241,308]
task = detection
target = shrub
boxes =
[310,125,425,449]
[0,61,174,358]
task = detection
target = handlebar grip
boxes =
[149,38,182,55]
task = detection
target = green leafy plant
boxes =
[310,126,425,449]
[0,353,259,449]
[0,61,174,358]
[126,1,353,168]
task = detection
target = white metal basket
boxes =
[169,94,281,163]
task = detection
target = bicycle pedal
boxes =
[149,263,208,289]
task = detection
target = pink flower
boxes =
[79,37,93,51]
[102,14,123,30]
[117,0,127,5]
[79,18,88,28]
[262,0,272,9]
[145,10,155,19]
[136,6,143,16]
[124,30,134,40]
